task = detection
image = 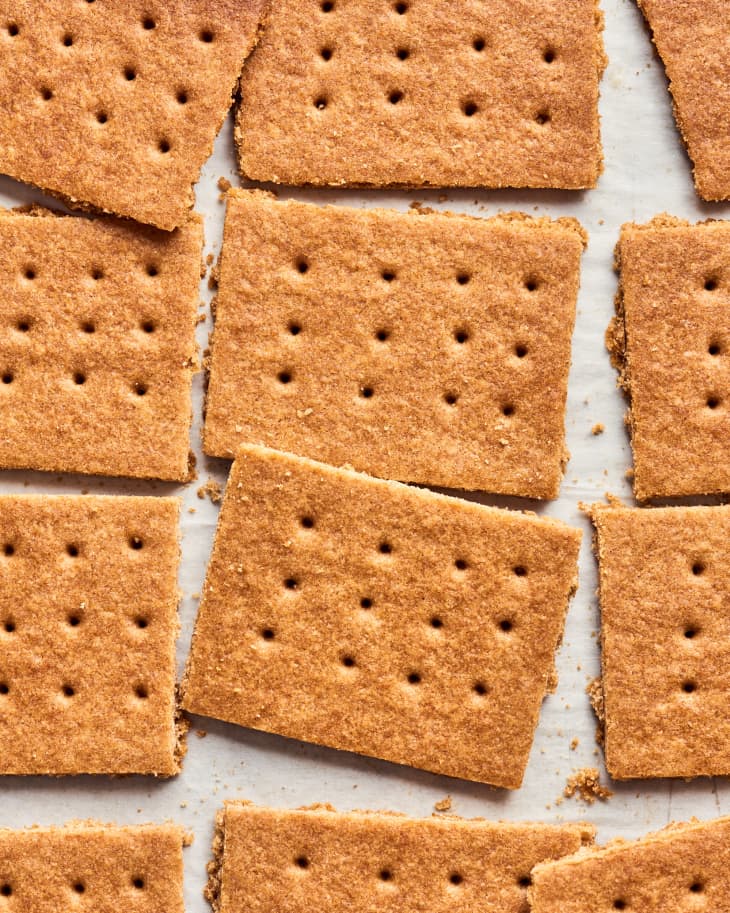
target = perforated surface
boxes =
[204,190,585,499]
[0,823,186,913]
[213,804,593,913]
[236,0,605,189]
[0,495,183,776]
[0,0,267,228]
[610,216,730,500]
[591,503,730,781]
[183,445,581,788]
[0,207,201,482]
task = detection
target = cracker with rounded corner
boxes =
[589,501,730,781]
[204,190,586,498]
[609,215,730,500]
[0,0,267,230]
[636,0,730,201]
[236,0,605,189]
[208,802,594,913]
[182,443,582,788]
[0,207,201,482]
[0,821,187,913]
[0,495,185,776]
[530,815,730,912]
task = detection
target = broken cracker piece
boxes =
[0,495,184,776]
[204,190,586,498]
[183,444,581,788]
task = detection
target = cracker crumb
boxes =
[591,423,605,435]
[434,796,452,812]
[563,767,613,804]
[570,737,579,750]
[197,479,223,503]
[206,253,215,266]
[195,730,208,739]
[218,177,232,200]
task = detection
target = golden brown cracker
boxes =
[531,816,730,913]
[210,802,594,913]
[0,0,267,229]
[636,0,730,201]
[611,215,730,500]
[0,207,201,482]
[0,495,184,776]
[236,0,605,189]
[590,502,730,780]
[0,822,186,913]
[204,190,585,498]
[183,444,581,788]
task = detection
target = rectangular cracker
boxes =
[209,802,594,913]
[0,207,201,482]
[204,190,585,498]
[609,215,730,500]
[530,815,730,912]
[637,0,730,201]
[589,501,730,780]
[236,0,605,189]
[183,444,581,788]
[0,0,267,229]
[0,822,186,913]
[0,495,184,776]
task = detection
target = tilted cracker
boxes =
[183,444,581,788]
[0,207,201,482]
[236,0,605,189]
[208,802,594,913]
[609,215,730,500]
[204,190,586,498]
[0,0,267,229]
[589,501,730,780]
[531,815,730,912]
[0,495,184,776]
[0,822,187,913]
[636,0,730,201]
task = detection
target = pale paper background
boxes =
[1,1,728,908]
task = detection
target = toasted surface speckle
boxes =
[0,822,187,913]
[211,802,594,913]
[0,0,267,229]
[590,501,730,780]
[204,190,585,498]
[531,816,730,912]
[0,495,184,776]
[183,444,581,788]
[236,0,605,189]
[636,0,730,201]
[0,207,201,482]
[610,215,730,500]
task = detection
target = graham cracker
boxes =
[0,822,187,913]
[0,207,201,482]
[182,444,582,788]
[0,495,185,776]
[531,816,730,912]
[636,0,730,201]
[208,802,595,913]
[236,0,605,189]
[609,215,730,500]
[589,501,730,780]
[204,190,586,499]
[0,0,267,230]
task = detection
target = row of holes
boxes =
[286,319,529,356]
[1,373,149,395]
[613,883,704,908]
[5,18,215,41]
[3,615,148,633]
[12,319,157,334]
[2,537,144,556]
[0,682,149,699]
[295,259,542,292]
[261,610,514,637]
[16,265,160,280]
[293,855,532,889]
[319,42,556,63]
[311,92,550,123]
[1,877,146,897]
